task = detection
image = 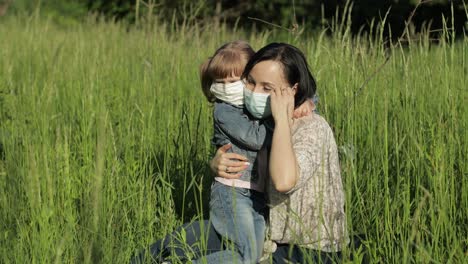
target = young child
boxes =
[199,40,271,264]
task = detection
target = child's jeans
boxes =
[197,181,266,264]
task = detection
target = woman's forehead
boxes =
[250,60,287,86]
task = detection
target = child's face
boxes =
[214,74,241,84]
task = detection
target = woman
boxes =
[131,43,348,263]
[212,43,349,263]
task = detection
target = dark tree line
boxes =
[2,0,467,38]
[86,0,466,37]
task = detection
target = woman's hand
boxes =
[269,86,299,193]
[293,99,315,118]
[210,144,250,179]
[270,85,295,125]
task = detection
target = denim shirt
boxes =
[212,101,273,186]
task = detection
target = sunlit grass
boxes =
[0,12,466,263]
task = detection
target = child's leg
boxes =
[251,191,267,260]
[208,181,261,264]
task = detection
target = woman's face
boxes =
[244,60,296,95]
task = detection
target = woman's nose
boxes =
[245,82,255,91]
[252,86,261,93]
[252,84,263,93]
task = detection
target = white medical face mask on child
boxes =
[210,81,245,106]
[244,88,271,119]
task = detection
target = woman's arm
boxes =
[269,87,300,193]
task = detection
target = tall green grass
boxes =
[0,12,466,263]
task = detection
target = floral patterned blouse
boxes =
[267,114,349,252]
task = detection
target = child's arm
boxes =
[293,98,316,118]
[214,103,270,151]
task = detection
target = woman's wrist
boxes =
[274,113,293,127]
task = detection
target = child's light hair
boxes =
[200,40,255,102]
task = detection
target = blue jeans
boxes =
[197,181,266,264]
[129,220,224,263]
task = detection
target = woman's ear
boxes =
[291,83,299,95]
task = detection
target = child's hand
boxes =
[293,98,315,118]
[210,144,249,179]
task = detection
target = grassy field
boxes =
[0,13,467,263]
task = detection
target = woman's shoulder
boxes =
[292,113,333,137]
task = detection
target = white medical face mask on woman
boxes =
[209,80,245,106]
[244,88,271,119]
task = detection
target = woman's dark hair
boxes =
[241,43,316,108]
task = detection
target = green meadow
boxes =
[0,12,467,263]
